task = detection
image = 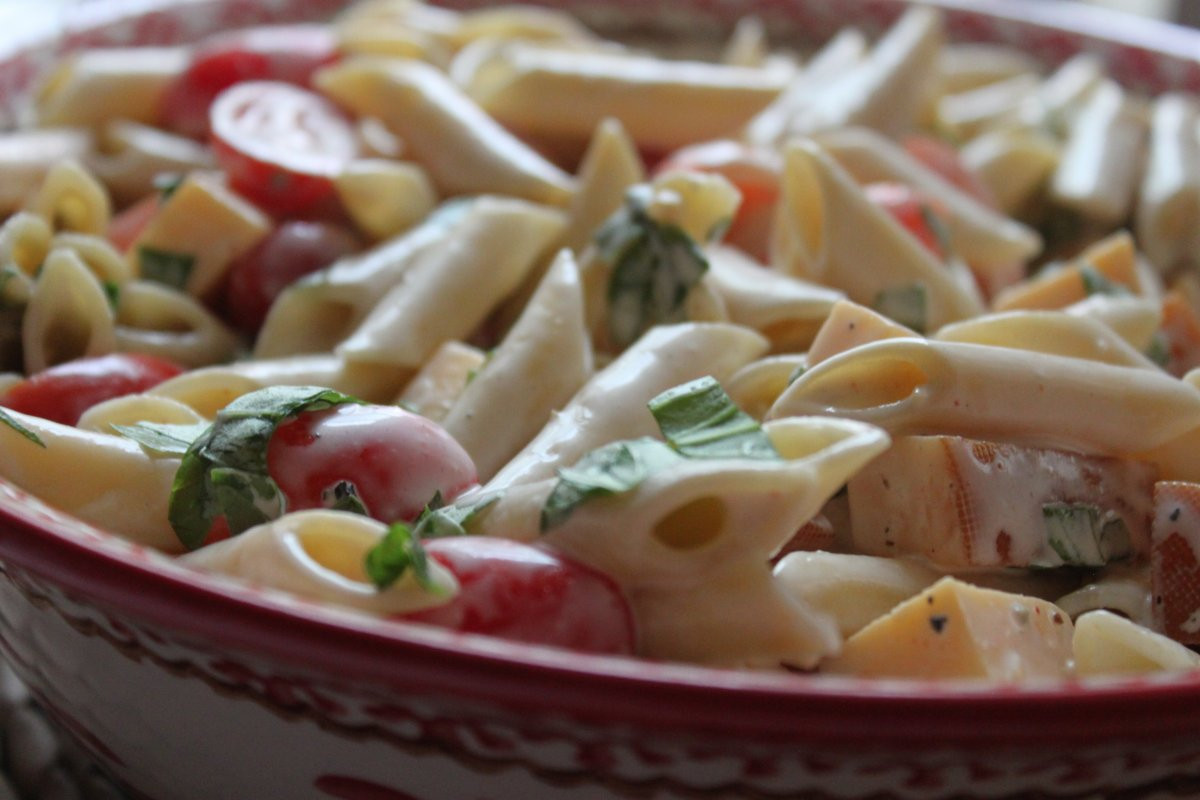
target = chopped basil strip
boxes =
[0,408,44,448]
[168,385,362,550]
[364,521,438,591]
[153,172,184,201]
[415,492,500,539]
[1146,330,1171,368]
[787,364,807,386]
[1042,502,1133,567]
[323,481,369,515]
[138,246,195,291]
[541,438,683,531]
[113,421,210,457]
[648,376,778,460]
[598,185,709,349]
[1079,264,1130,297]
[873,283,928,333]
[102,281,121,310]
[918,203,953,258]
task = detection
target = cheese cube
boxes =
[823,576,1074,681]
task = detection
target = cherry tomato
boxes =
[400,536,637,655]
[210,81,358,216]
[107,194,160,253]
[159,24,340,140]
[1,353,185,426]
[267,403,478,524]
[655,140,780,261]
[864,182,951,261]
[222,220,361,336]
[902,135,996,208]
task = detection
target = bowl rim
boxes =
[4,0,1200,750]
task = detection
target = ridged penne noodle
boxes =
[1064,294,1162,353]
[255,200,472,359]
[774,551,939,638]
[454,39,789,152]
[771,139,985,331]
[76,393,206,433]
[316,57,575,205]
[1073,610,1200,676]
[1017,53,1105,133]
[1051,80,1148,225]
[181,511,457,615]
[814,126,1042,268]
[704,244,842,352]
[35,47,189,127]
[935,310,1158,369]
[28,160,111,236]
[333,159,438,241]
[937,43,1040,95]
[0,408,179,550]
[790,7,942,138]
[562,118,645,253]
[721,15,770,68]
[0,129,92,216]
[396,340,485,421]
[336,196,565,367]
[744,28,867,146]
[450,4,595,48]
[936,73,1041,140]
[87,121,215,207]
[22,248,116,373]
[128,172,270,299]
[725,354,806,421]
[769,337,1200,459]
[485,322,768,491]
[441,250,593,481]
[113,280,241,368]
[960,127,1060,216]
[1136,94,1200,273]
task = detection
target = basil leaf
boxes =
[139,246,195,291]
[1079,264,1130,297]
[153,172,184,201]
[365,521,438,591]
[1146,330,1171,368]
[323,481,369,515]
[541,438,682,531]
[0,408,44,448]
[414,491,500,539]
[112,421,210,457]
[648,376,779,460]
[917,203,953,258]
[168,385,362,550]
[598,186,709,349]
[1042,502,1133,568]
[102,281,121,311]
[873,283,928,333]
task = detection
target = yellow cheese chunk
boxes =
[992,231,1137,311]
[129,173,270,299]
[823,576,1075,681]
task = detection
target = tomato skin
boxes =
[267,404,478,524]
[210,81,358,216]
[400,537,637,655]
[159,24,340,140]
[107,194,160,252]
[1,353,185,426]
[655,139,780,261]
[221,220,360,336]
[902,135,996,208]
[864,181,950,261]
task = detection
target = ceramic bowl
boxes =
[2,1,1200,798]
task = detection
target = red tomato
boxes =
[655,139,781,261]
[902,135,996,208]
[107,194,160,253]
[159,24,340,140]
[1,353,185,426]
[864,182,951,261]
[222,220,361,336]
[400,536,636,655]
[210,81,358,216]
[266,403,478,524]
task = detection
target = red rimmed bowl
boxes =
[3,1,1200,798]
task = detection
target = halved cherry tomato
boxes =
[210,81,358,216]
[106,194,161,252]
[222,220,361,336]
[400,536,636,655]
[1,353,185,426]
[903,134,996,208]
[655,139,781,261]
[266,403,478,524]
[864,181,951,261]
[159,24,340,140]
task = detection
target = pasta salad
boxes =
[1,0,1200,683]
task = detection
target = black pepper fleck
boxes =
[929,615,949,634]
[1171,507,1182,522]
